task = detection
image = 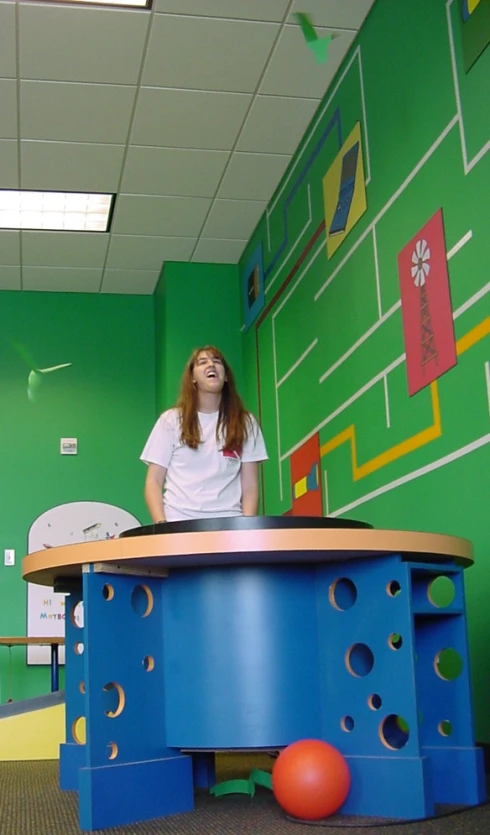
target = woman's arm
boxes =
[240,461,259,516]
[144,463,168,522]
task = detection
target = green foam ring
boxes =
[250,768,273,790]
[210,777,255,797]
[210,769,273,797]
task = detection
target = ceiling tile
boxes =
[237,95,319,154]
[0,231,21,266]
[20,81,136,144]
[106,235,195,270]
[0,3,16,78]
[112,195,212,236]
[201,199,266,239]
[20,141,125,192]
[142,15,279,93]
[0,80,17,140]
[218,152,291,200]
[260,26,356,98]
[101,269,160,295]
[22,231,109,268]
[0,140,19,188]
[288,0,375,29]
[22,266,103,293]
[18,4,150,84]
[192,238,246,264]
[0,265,21,291]
[131,88,251,150]
[121,146,229,197]
[153,0,289,21]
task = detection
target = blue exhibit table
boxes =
[22,517,486,830]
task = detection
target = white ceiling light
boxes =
[44,0,150,6]
[0,191,114,232]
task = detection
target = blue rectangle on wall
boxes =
[242,242,265,331]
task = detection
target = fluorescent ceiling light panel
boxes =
[42,0,150,6]
[0,191,114,232]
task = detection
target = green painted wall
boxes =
[240,0,490,738]
[0,291,154,701]
[153,261,243,413]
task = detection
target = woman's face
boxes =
[192,350,226,395]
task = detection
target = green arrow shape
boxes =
[308,34,332,63]
[294,11,318,43]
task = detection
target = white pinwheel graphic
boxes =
[411,239,431,287]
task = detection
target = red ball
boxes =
[272,739,350,820]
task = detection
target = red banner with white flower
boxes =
[397,209,457,396]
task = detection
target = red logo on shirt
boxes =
[222,447,242,460]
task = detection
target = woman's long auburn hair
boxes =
[176,346,250,451]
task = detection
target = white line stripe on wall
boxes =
[446,0,469,172]
[447,230,472,260]
[313,231,475,386]
[358,46,371,186]
[267,184,313,293]
[319,302,401,384]
[277,339,318,388]
[281,354,406,462]
[446,0,490,174]
[453,283,490,319]
[280,278,488,466]
[466,139,490,172]
[324,468,330,516]
[372,226,382,317]
[383,375,391,429]
[329,434,490,517]
[485,362,490,419]
[272,316,283,502]
[274,235,326,320]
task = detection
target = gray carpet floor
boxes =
[0,757,488,835]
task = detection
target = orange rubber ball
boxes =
[272,739,351,820]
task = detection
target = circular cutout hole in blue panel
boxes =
[71,716,86,745]
[380,714,410,750]
[107,741,118,760]
[435,648,464,680]
[388,633,403,650]
[428,576,456,608]
[341,715,355,732]
[345,643,375,677]
[102,682,125,718]
[438,719,452,737]
[131,584,154,618]
[71,601,84,628]
[368,693,382,710]
[143,655,155,672]
[102,584,114,601]
[329,578,357,611]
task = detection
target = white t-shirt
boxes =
[140,408,268,521]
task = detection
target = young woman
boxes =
[141,345,268,523]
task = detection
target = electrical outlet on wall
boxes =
[4,549,15,566]
[61,438,78,455]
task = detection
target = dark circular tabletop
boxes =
[120,515,374,538]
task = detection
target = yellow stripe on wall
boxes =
[319,318,488,479]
